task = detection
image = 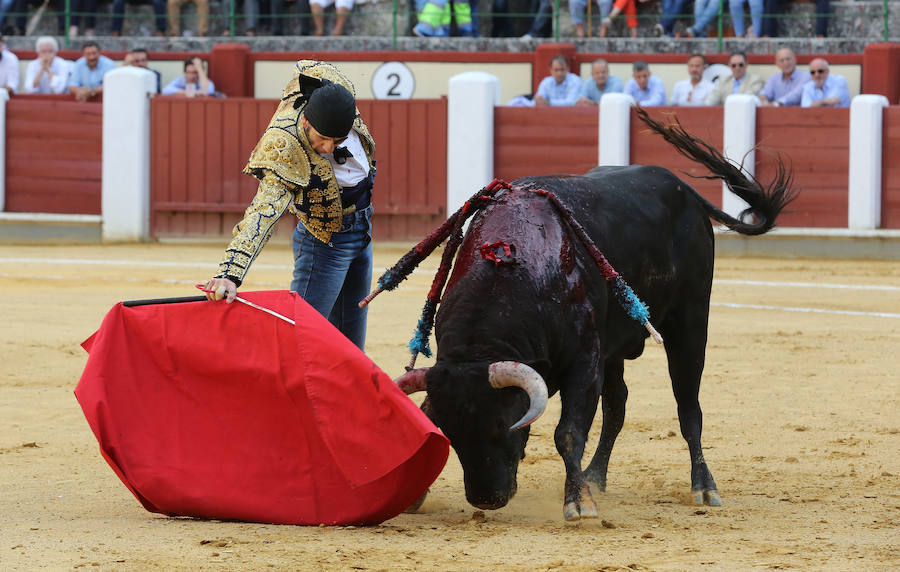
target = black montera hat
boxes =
[304,82,357,138]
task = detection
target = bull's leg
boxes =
[582,359,627,492]
[554,369,602,521]
[663,311,722,507]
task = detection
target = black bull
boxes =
[393,110,796,521]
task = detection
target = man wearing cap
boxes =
[204,60,376,351]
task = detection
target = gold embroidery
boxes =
[241,60,376,246]
[216,174,294,285]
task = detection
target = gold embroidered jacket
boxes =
[215,60,375,286]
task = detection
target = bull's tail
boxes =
[635,107,798,236]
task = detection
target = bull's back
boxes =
[511,168,717,326]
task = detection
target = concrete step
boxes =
[0,213,102,244]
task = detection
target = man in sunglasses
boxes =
[705,52,764,106]
[758,48,810,108]
[204,61,377,351]
[801,58,850,108]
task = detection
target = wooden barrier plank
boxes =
[4,176,101,214]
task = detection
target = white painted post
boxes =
[598,93,634,167]
[101,67,156,241]
[848,94,889,230]
[447,72,500,218]
[722,94,758,219]
[0,89,8,212]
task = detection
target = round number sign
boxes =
[371,61,415,100]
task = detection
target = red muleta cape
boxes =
[75,290,448,525]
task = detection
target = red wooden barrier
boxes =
[150,97,448,241]
[4,98,102,214]
[494,106,598,182]
[883,106,900,229]
[757,107,850,228]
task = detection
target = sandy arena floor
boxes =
[1,241,898,570]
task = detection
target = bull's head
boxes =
[395,362,548,510]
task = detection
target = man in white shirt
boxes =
[0,34,20,94]
[534,55,581,107]
[671,54,714,107]
[25,36,70,95]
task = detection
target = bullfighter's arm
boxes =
[209,171,295,297]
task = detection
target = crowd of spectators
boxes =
[0,36,221,101]
[0,0,833,39]
[509,49,851,108]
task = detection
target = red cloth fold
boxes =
[75,290,447,525]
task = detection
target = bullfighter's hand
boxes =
[204,277,237,303]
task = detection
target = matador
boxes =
[205,60,377,350]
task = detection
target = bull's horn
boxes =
[488,362,549,431]
[394,367,430,394]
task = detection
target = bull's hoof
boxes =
[563,484,598,521]
[691,488,722,507]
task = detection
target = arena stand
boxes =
[0,42,898,255]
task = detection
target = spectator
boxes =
[490,0,512,36]
[7,0,25,35]
[520,0,552,39]
[684,0,719,37]
[705,52,763,106]
[245,0,297,36]
[534,55,581,107]
[656,0,686,37]
[575,58,623,106]
[624,60,666,106]
[25,36,68,95]
[671,54,714,107]
[162,57,215,97]
[0,0,15,35]
[111,0,167,37]
[414,0,475,37]
[569,0,612,38]
[801,58,850,108]
[125,48,161,94]
[600,0,640,38]
[814,0,829,37]
[68,41,114,102]
[168,0,208,36]
[65,0,99,37]
[760,0,779,37]
[758,48,809,107]
[729,0,761,38]
[0,34,18,94]
[310,0,353,36]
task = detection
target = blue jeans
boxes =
[0,0,14,29]
[527,0,553,37]
[690,0,719,36]
[729,0,762,36]
[660,0,685,36]
[291,205,373,351]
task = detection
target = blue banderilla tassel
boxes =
[613,275,651,325]
[408,298,437,360]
